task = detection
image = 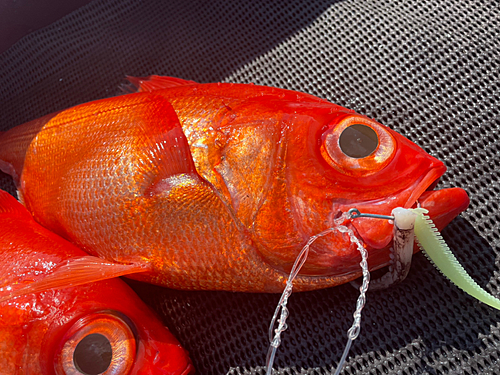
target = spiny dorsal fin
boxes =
[126,75,198,92]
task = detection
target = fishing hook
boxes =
[347,208,394,221]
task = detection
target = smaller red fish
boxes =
[0,190,193,375]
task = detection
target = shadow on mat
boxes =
[0,0,344,129]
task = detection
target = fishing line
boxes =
[265,213,371,375]
[265,205,497,374]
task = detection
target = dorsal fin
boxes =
[126,75,198,92]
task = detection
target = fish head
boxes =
[316,110,470,243]
[39,281,193,375]
[0,189,193,373]
[253,101,469,276]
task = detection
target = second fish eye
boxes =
[339,124,379,158]
[73,333,112,374]
[54,311,137,375]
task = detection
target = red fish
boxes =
[0,190,193,374]
[0,76,469,292]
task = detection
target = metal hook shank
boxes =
[347,208,395,221]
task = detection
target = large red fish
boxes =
[0,190,193,374]
[0,76,469,292]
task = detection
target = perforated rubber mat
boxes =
[1,0,499,374]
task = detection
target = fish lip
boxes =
[404,163,447,208]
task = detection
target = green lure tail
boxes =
[411,208,500,311]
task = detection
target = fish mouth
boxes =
[357,165,469,281]
[404,163,446,209]
[346,163,469,252]
[405,165,469,231]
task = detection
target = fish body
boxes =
[0,76,469,292]
[0,190,193,374]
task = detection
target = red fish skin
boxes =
[0,190,193,375]
[0,78,469,292]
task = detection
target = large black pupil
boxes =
[73,333,112,375]
[339,124,378,158]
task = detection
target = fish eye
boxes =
[54,311,136,375]
[321,116,396,177]
[73,334,112,374]
[339,124,378,158]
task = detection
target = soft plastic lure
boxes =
[410,208,500,310]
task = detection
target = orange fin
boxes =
[0,112,60,186]
[138,95,200,195]
[0,189,31,220]
[0,256,149,303]
[150,99,197,177]
[126,75,198,92]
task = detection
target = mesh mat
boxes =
[1,0,499,374]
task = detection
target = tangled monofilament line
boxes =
[265,215,370,375]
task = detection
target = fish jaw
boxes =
[417,187,470,231]
[346,187,469,276]
[342,156,448,250]
[326,160,469,276]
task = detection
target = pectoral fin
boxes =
[0,256,149,303]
